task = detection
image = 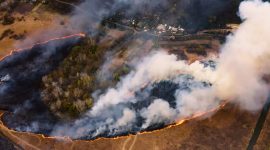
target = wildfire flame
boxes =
[0,33,86,62]
[0,101,228,143]
[0,33,228,147]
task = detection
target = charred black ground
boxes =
[0,36,213,139]
[0,0,243,140]
[0,36,83,134]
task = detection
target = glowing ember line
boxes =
[0,31,227,142]
[0,33,86,62]
[0,101,228,145]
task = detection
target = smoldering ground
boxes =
[0,36,83,133]
[1,0,270,140]
[51,0,270,139]
[51,52,216,139]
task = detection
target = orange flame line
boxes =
[76,101,229,142]
[0,101,228,143]
[0,33,86,62]
[0,32,228,143]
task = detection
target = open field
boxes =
[0,3,68,58]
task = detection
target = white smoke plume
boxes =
[14,0,229,48]
[69,0,168,32]
[141,99,177,129]
[52,51,214,138]
[51,0,270,139]
[214,0,270,111]
[90,51,206,116]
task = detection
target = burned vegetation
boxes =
[41,30,134,120]
[0,0,243,140]
[0,34,84,134]
[41,38,102,119]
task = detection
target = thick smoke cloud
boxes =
[2,0,270,140]
[141,99,177,129]
[16,0,238,48]
[69,0,168,32]
[65,0,238,34]
[51,0,270,139]
[213,0,270,111]
[52,51,214,139]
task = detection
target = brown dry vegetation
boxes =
[0,3,69,58]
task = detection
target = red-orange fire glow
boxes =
[0,32,228,143]
[0,33,86,62]
[0,101,228,143]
